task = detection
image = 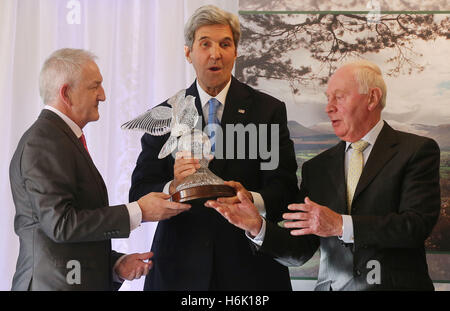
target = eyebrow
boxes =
[89,80,102,86]
[198,36,233,42]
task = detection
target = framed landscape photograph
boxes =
[237,0,450,286]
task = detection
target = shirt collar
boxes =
[44,105,83,138]
[345,119,384,151]
[196,78,232,108]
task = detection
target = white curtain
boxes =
[0,0,238,291]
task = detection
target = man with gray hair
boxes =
[207,60,441,290]
[9,48,190,290]
[129,5,298,290]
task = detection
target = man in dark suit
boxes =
[9,48,190,291]
[206,60,441,290]
[129,5,298,290]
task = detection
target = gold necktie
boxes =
[347,140,369,213]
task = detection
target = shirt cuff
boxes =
[112,254,127,283]
[245,217,266,248]
[339,215,354,243]
[250,192,266,218]
[126,202,142,231]
[163,180,172,195]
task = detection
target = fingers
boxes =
[282,220,310,229]
[174,153,200,167]
[217,196,240,204]
[304,196,313,204]
[175,150,193,160]
[287,203,310,212]
[131,264,150,280]
[283,211,308,220]
[223,180,242,191]
[149,192,171,200]
[218,181,250,204]
[163,200,191,210]
[205,200,235,220]
[173,151,201,182]
[205,200,229,221]
[290,228,313,236]
[174,166,199,180]
[128,260,153,280]
[205,199,232,210]
[136,252,153,260]
[237,191,251,205]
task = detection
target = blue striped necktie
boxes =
[207,98,221,153]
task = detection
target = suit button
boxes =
[355,269,362,276]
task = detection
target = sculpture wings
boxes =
[121,89,200,159]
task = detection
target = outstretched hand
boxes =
[282,197,343,237]
[216,181,253,204]
[205,191,263,237]
[137,192,191,222]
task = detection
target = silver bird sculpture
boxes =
[121,89,201,159]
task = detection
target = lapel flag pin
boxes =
[238,109,245,114]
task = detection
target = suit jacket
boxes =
[259,122,440,290]
[129,77,299,290]
[9,109,131,291]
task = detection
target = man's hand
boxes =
[205,191,262,237]
[115,252,153,281]
[216,180,253,204]
[169,151,201,194]
[282,197,343,237]
[137,192,190,222]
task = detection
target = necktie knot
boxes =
[351,140,369,153]
[79,133,89,154]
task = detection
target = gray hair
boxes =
[184,5,241,50]
[347,60,387,109]
[39,48,97,105]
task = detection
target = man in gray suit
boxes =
[206,60,440,290]
[9,48,191,291]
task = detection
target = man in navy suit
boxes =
[207,60,441,290]
[129,5,298,290]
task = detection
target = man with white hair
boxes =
[9,48,190,291]
[207,60,441,290]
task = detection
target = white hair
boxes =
[346,60,387,109]
[184,5,241,50]
[39,48,97,105]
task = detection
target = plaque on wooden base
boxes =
[171,184,235,203]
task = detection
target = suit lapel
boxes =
[211,77,252,177]
[220,77,251,126]
[39,110,109,204]
[353,122,399,206]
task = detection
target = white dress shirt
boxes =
[249,119,385,246]
[163,79,267,217]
